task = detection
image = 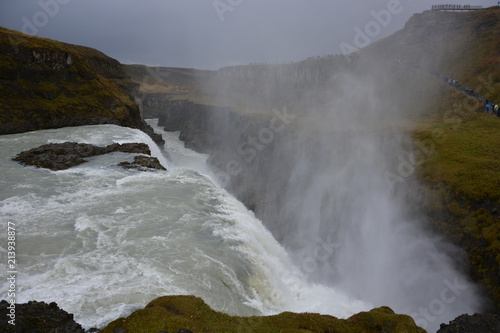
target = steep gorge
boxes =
[0,7,498,332]
[136,7,500,321]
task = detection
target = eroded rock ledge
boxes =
[0,300,85,333]
[12,142,166,171]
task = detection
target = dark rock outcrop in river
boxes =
[118,155,166,171]
[12,142,165,171]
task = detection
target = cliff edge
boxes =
[0,27,162,143]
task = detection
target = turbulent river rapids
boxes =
[0,119,482,332]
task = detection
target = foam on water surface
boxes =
[0,124,370,329]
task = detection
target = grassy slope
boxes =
[415,100,500,201]
[412,90,500,308]
[100,295,424,333]
[382,8,500,310]
[0,27,140,133]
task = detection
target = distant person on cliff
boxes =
[494,104,499,116]
[485,102,491,113]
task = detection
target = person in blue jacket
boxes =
[485,102,491,113]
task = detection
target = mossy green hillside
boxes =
[0,26,142,134]
[419,115,499,201]
[414,89,500,201]
[351,6,500,313]
[412,86,500,310]
[100,295,425,333]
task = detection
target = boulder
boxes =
[119,155,166,171]
[12,142,156,171]
[437,313,500,333]
[0,300,85,333]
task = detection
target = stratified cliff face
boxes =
[0,27,162,143]
[140,93,172,119]
[216,57,348,84]
[157,100,247,153]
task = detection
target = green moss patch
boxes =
[415,111,500,201]
[100,295,424,333]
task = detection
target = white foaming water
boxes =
[146,119,211,174]
[0,124,370,329]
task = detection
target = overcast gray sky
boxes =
[1,0,498,69]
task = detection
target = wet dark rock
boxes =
[119,155,166,171]
[147,131,165,146]
[437,313,500,333]
[177,330,192,333]
[107,143,151,155]
[12,142,152,171]
[0,300,85,332]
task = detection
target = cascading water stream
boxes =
[0,123,371,329]
[226,73,485,333]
